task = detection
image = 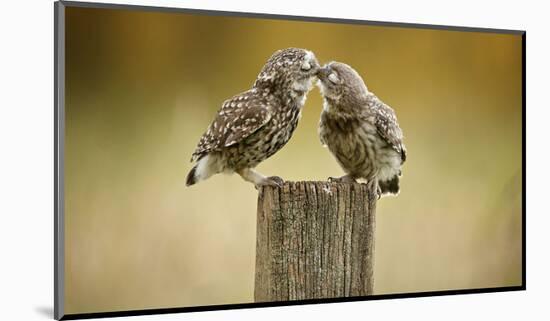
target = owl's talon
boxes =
[376,185,382,200]
[327,175,356,183]
[267,176,285,187]
[254,176,284,189]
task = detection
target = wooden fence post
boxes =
[254,181,377,302]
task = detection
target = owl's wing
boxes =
[191,91,272,162]
[372,97,407,163]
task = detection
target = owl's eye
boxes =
[328,73,339,84]
[301,61,311,71]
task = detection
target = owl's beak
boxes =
[316,66,331,80]
[311,61,321,75]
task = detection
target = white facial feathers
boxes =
[304,50,315,62]
[302,50,316,71]
[328,73,339,84]
[292,77,314,92]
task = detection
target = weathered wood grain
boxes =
[254,181,377,302]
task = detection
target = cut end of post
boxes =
[258,180,378,201]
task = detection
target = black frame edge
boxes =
[60,286,525,320]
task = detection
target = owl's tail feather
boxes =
[186,165,198,186]
[186,154,219,187]
[378,175,400,196]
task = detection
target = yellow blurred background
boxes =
[64,6,523,314]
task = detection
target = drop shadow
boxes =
[35,306,53,319]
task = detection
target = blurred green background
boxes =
[64,6,523,314]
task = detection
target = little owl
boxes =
[187,48,320,188]
[317,62,407,197]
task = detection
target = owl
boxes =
[186,48,320,188]
[316,62,407,197]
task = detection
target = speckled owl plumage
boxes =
[187,48,320,187]
[317,62,407,197]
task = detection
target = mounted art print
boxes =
[54,1,525,319]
